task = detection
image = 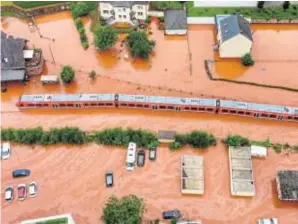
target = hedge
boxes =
[13,1,63,9]
[204,60,298,93]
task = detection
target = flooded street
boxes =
[1,12,298,224]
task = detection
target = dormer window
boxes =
[2,57,8,63]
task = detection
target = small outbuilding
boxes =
[157,130,176,143]
[250,145,267,157]
[164,9,187,35]
[215,15,253,58]
[276,170,298,202]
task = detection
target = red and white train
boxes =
[16,93,298,123]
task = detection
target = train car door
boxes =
[278,115,283,120]
[75,103,81,108]
[254,113,259,118]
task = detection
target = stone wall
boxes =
[1,3,70,18]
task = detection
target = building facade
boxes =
[99,1,149,26]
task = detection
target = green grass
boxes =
[0,10,25,18]
[1,1,13,6]
[42,218,68,224]
[13,1,64,9]
[187,1,298,20]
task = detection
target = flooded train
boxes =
[16,94,298,123]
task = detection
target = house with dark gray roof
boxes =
[1,31,26,82]
[99,1,149,26]
[215,15,253,58]
[164,9,187,35]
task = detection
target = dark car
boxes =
[137,150,145,167]
[149,148,157,161]
[12,169,31,178]
[105,172,114,187]
[162,210,182,220]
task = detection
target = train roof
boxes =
[20,94,116,102]
[20,94,45,102]
[220,100,247,109]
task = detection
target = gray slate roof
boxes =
[216,15,253,43]
[101,1,148,7]
[0,70,25,82]
[165,9,187,30]
[1,31,25,70]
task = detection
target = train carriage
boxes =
[117,94,149,109]
[218,100,251,117]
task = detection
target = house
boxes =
[164,9,187,35]
[215,15,253,58]
[99,1,149,26]
[1,31,44,83]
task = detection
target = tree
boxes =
[257,1,265,9]
[151,1,182,10]
[60,66,75,83]
[89,70,96,79]
[127,31,155,59]
[102,195,145,224]
[241,53,255,66]
[187,131,217,148]
[93,26,118,51]
[70,2,90,18]
[283,1,290,11]
[223,135,250,147]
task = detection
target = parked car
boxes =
[105,172,114,187]
[28,182,38,197]
[17,184,26,201]
[12,169,31,178]
[1,142,11,160]
[257,218,278,224]
[5,185,14,202]
[149,147,157,161]
[137,150,146,167]
[162,209,182,220]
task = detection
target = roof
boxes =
[277,170,298,201]
[0,70,25,82]
[165,9,187,30]
[215,15,253,43]
[1,31,25,70]
[250,145,267,157]
[158,130,176,140]
[100,1,148,7]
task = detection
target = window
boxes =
[222,109,228,113]
[106,103,113,106]
[245,112,250,115]
[269,114,277,118]
[128,104,135,107]
[98,103,105,106]
[123,15,127,19]
[137,12,143,16]
[198,108,205,111]
[43,104,49,107]
[123,8,126,12]
[230,110,236,114]
[119,15,122,18]
[103,10,109,14]
[159,106,166,109]
[238,111,244,115]
[91,103,97,106]
[137,5,143,9]
[207,108,213,112]
[167,106,174,110]
[144,105,149,108]
[137,104,143,108]
[121,104,128,107]
[67,104,74,107]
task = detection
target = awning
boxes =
[23,50,34,59]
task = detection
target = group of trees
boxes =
[150,1,183,10]
[60,66,75,83]
[93,27,155,60]
[222,135,250,147]
[169,131,217,150]
[93,128,159,148]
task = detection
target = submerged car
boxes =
[5,185,14,202]
[105,172,114,187]
[149,147,157,161]
[17,184,26,201]
[12,169,31,178]
[28,182,38,197]
[137,150,145,167]
[1,142,11,160]
[162,209,182,220]
[257,218,278,224]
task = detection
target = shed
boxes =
[164,9,187,35]
[215,15,253,58]
[250,145,267,157]
[157,130,176,143]
[40,75,59,84]
[276,170,298,202]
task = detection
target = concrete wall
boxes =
[194,1,257,7]
[165,29,187,35]
[187,17,215,24]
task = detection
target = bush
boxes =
[127,31,155,59]
[157,17,164,23]
[169,141,182,151]
[187,131,216,148]
[60,65,75,83]
[82,41,89,49]
[145,16,152,24]
[223,135,250,147]
[148,141,160,149]
[70,2,90,18]
[148,31,153,35]
[75,18,83,29]
[102,195,145,224]
[89,70,96,79]
[242,53,255,66]
[80,32,87,42]
[273,143,282,153]
[78,27,85,34]
[93,26,118,51]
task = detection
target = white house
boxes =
[164,9,187,35]
[99,1,149,26]
[215,15,253,58]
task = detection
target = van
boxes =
[12,169,31,178]
[126,142,136,171]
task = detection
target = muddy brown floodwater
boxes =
[1,12,298,224]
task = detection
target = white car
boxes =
[28,182,38,197]
[5,185,14,202]
[1,142,11,160]
[257,218,278,224]
[17,184,27,201]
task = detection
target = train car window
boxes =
[91,103,97,106]
[238,111,244,115]
[287,116,293,120]
[269,114,277,118]
[84,103,89,106]
[67,104,74,107]
[191,107,197,111]
[43,104,49,107]
[36,104,42,107]
[198,108,205,111]
[245,112,250,115]
[144,105,149,108]
[28,104,34,107]
[167,106,174,110]
[59,104,66,107]
[106,103,113,106]
[207,108,213,112]
[222,109,228,113]
[128,104,135,107]
[230,110,236,114]
[19,104,24,107]
[294,117,298,120]
[120,104,127,107]
[137,104,143,108]
[159,106,166,109]
[98,103,105,106]
[261,113,268,117]
[185,107,190,110]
